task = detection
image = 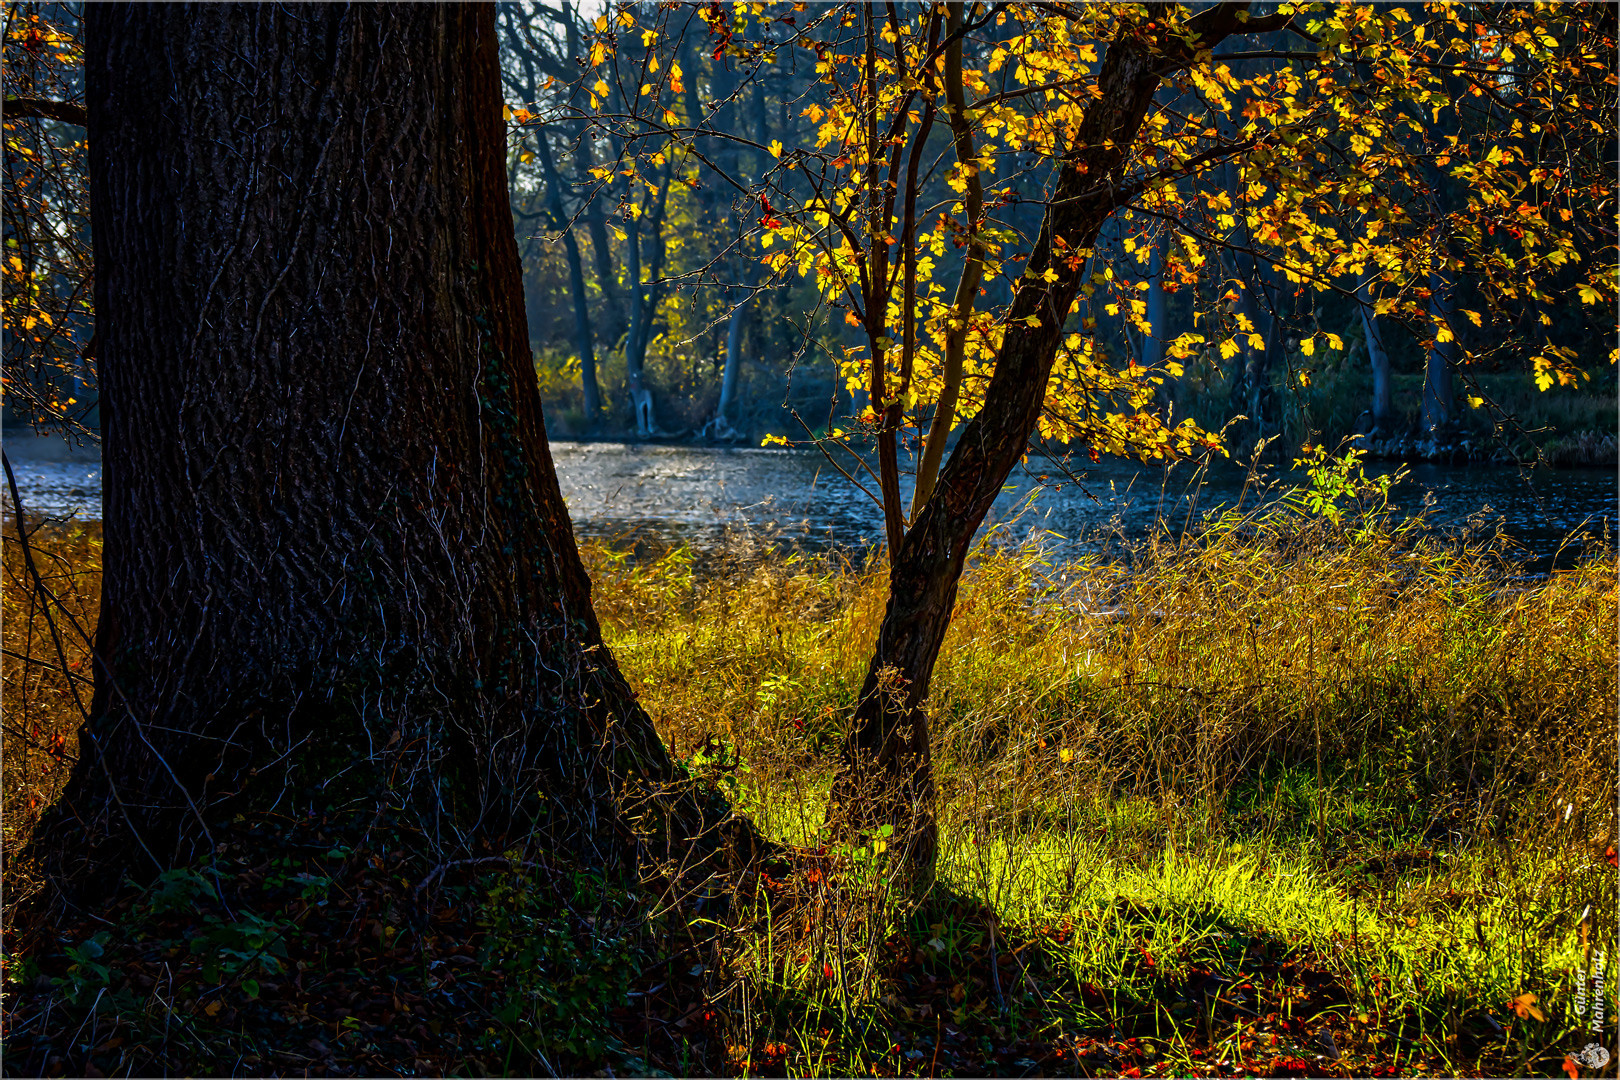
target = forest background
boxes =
[5,0,1617,464]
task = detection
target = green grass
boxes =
[4,461,1615,1076]
[584,466,1618,1076]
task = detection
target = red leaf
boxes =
[822,961,835,979]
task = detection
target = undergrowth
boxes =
[3,454,1616,1076]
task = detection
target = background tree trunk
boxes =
[534,129,603,418]
[1359,281,1393,432]
[44,2,695,899]
[1424,267,1458,437]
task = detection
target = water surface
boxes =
[5,437,1614,570]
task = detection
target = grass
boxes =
[3,462,1616,1076]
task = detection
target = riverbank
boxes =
[4,488,1615,1076]
[1358,428,1618,467]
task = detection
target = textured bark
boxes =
[827,4,1282,884]
[46,3,698,897]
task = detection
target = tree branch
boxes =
[5,96,87,126]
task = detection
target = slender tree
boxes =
[41,2,711,898]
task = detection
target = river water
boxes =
[4,436,1615,570]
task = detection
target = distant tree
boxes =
[40,2,720,898]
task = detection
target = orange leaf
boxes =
[1511,992,1545,1022]
[1563,1055,1579,1079]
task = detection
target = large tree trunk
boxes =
[43,2,701,900]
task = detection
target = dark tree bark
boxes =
[827,3,1287,884]
[43,2,705,898]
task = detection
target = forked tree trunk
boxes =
[827,9,1267,883]
[43,3,703,899]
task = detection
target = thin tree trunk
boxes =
[1424,267,1457,437]
[535,128,602,419]
[1144,235,1167,371]
[912,1,985,520]
[625,163,672,438]
[44,3,707,899]
[828,17,1196,884]
[1248,286,1282,436]
[714,296,748,433]
[563,2,623,346]
[1145,233,1174,411]
[1359,281,1392,431]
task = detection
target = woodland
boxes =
[1,2,1617,1078]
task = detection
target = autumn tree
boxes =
[609,0,1616,883]
[36,2,727,899]
[2,1,93,434]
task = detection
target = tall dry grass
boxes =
[582,466,1617,1074]
[3,459,1614,1074]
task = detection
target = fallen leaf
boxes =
[1511,992,1545,1022]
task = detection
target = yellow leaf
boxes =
[769,139,783,159]
[1300,337,1315,356]
[1022,315,1042,328]
[594,13,609,33]
[594,79,610,98]
[1059,748,1074,763]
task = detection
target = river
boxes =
[4,434,1615,570]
